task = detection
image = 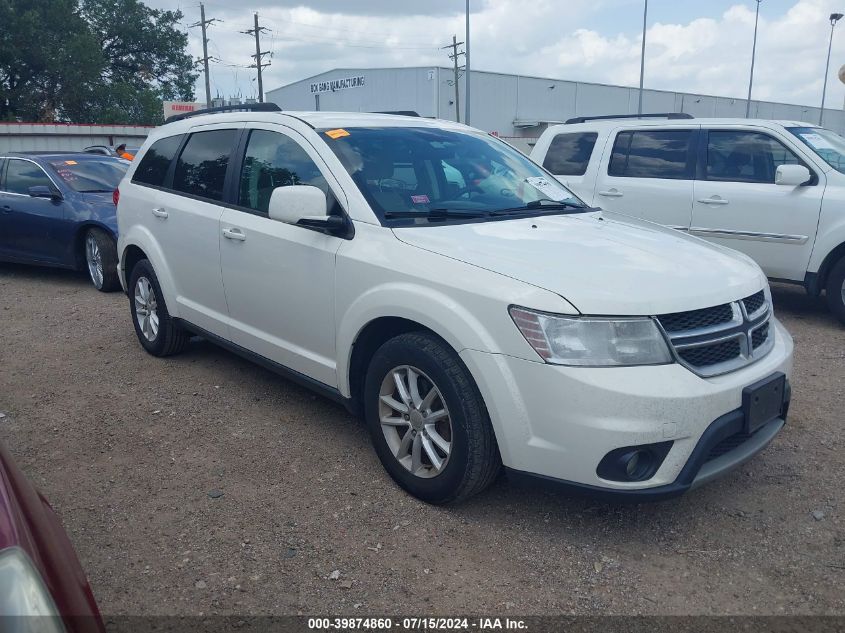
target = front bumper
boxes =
[459,318,794,498]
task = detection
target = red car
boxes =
[0,441,104,632]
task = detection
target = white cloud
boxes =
[165,0,845,109]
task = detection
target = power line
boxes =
[188,3,221,106]
[240,12,271,103]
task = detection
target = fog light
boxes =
[597,441,673,483]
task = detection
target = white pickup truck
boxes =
[531,114,845,324]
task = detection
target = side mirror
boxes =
[775,164,811,187]
[268,185,349,235]
[268,185,327,224]
[28,185,61,200]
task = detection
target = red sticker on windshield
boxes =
[411,194,430,204]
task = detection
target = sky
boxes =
[147,0,845,109]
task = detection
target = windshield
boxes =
[787,127,845,174]
[47,157,128,192]
[320,126,588,224]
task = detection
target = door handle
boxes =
[0,205,11,214]
[222,227,246,241]
[697,197,730,206]
[151,207,169,218]
[597,189,623,198]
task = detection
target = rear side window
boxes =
[542,132,598,176]
[173,129,238,201]
[4,159,54,195]
[706,130,802,184]
[132,135,183,187]
[608,130,694,179]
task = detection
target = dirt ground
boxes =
[0,262,843,617]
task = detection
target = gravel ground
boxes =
[0,262,843,617]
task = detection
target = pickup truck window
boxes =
[173,129,238,202]
[322,126,588,225]
[542,132,598,176]
[238,130,329,214]
[608,130,694,180]
[705,130,800,184]
[133,135,183,188]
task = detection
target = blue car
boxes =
[0,152,128,291]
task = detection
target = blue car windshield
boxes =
[47,157,128,192]
[320,126,588,225]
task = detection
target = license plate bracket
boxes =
[742,372,786,434]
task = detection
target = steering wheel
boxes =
[378,178,409,192]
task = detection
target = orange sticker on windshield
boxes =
[65,160,78,165]
[325,128,350,139]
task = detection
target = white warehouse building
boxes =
[266,66,845,152]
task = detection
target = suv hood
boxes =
[392,211,766,316]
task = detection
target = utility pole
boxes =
[442,35,465,123]
[189,4,219,107]
[242,13,271,103]
[465,0,471,125]
[820,12,844,126]
[637,0,648,115]
[745,0,762,118]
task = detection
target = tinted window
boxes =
[608,130,693,179]
[132,135,183,187]
[173,129,237,201]
[706,130,801,184]
[4,159,54,195]
[238,130,329,213]
[543,132,598,176]
[48,158,127,192]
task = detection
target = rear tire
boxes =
[363,332,500,504]
[84,228,120,292]
[128,259,189,357]
[826,256,845,325]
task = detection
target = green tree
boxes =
[0,0,101,121]
[79,0,197,124]
[0,0,197,124]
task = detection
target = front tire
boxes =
[128,259,189,357]
[826,256,845,325]
[84,228,120,292]
[364,332,500,504]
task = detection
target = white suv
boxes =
[116,107,793,504]
[531,114,845,323]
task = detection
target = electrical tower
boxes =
[189,4,220,107]
[242,13,271,103]
[442,35,465,123]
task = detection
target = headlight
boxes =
[509,306,673,367]
[0,547,64,631]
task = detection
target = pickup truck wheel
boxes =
[128,259,189,356]
[364,332,500,504]
[826,257,845,325]
[84,228,120,292]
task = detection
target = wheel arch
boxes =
[811,241,845,295]
[118,226,179,313]
[72,221,117,270]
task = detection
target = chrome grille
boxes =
[743,291,766,316]
[656,289,774,377]
[658,303,734,333]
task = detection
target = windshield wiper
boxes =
[384,208,490,220]
[492,199,590,215]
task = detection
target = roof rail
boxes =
[564,112,694,125]
[164,103,281,124]
[373,110,421,117]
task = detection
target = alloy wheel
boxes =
[378,365,452,478]
[134,277,159,341]
[85,234,104,288]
